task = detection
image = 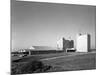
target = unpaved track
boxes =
[41,52,95,61]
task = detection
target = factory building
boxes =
[63,37,75,52]
[57,37,75,52]
[76,34,90,52]
[57,38,63,50]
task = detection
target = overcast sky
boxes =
[11,0,96,49]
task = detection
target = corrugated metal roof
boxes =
[32,46,55,50]
[28,46,57,50]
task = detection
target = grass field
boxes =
[12,52,73,62]
[11,51,96,74]
[42,52,96,72]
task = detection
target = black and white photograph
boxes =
[11,0,96,75]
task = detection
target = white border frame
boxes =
[0,0,98,75]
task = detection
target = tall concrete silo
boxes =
[57,38,63,50]
[76,34,90,52]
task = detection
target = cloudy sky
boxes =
[11,0,96,49]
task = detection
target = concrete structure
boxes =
[57,37,75,52]
[63,37,74,52]
[57,38,63,50]
[76,34,90,52]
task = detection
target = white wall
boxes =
[57,38,63,50]
[76,34,88,52]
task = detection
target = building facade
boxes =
[76,34,90,52]
[57,37,74,52]
[63,37,74,52]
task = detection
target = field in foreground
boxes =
[11,52,96,74]
[42,52,96,72]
